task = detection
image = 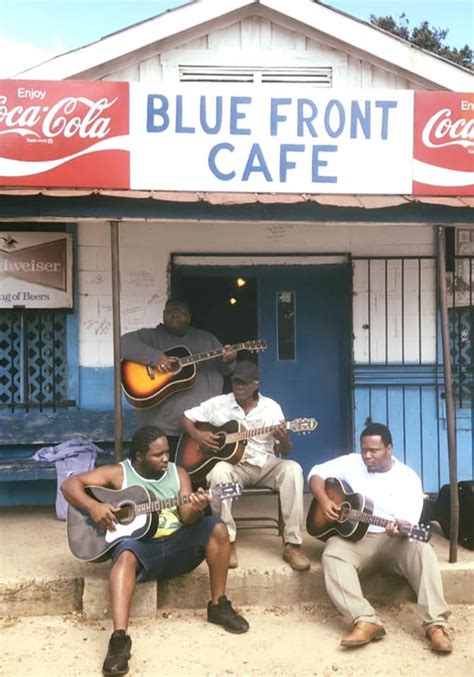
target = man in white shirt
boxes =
[308,422,452,653]
[183,360,310,571]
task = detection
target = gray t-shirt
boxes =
[121,324,234,436]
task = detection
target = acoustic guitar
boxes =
[306,477,431,543]
[176,417,318,484]
[121,339,267,408]
[67,481,243,563]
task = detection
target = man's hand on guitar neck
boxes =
[385,520,409,538]
[272,420,292,456]
[221,344,237,364]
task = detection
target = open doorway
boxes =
[175,274,260,391]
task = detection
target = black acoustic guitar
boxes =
[306,477,431,543]
[67,482,243,563]
[121,339,267,408]
[175,418,318,485]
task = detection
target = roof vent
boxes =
[179,65,332,86]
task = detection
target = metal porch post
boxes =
[110,220,123,461]
[436,225,458,563]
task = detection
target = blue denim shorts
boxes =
[110,515,222,582]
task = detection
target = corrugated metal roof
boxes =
[0,188,472,209]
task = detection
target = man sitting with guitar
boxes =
[121,297,237,461]
[61,425,249,677]
[308,422,452,653]
[182,360,311,571]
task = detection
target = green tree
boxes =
[370,13,473,70]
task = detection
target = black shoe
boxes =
[207,595,249,634]
[102,630,132,676]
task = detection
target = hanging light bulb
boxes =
[236,277,246,288]
[229,297,238,305]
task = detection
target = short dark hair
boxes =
[360,422,392,446]
[130,425,167,460]
[164,297,191,312]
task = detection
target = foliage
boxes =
[370,13,473,70]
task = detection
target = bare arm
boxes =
[309,474,340,522]
[176,466,210,525]
[61,465,124,531]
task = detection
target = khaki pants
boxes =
[322,533,451,629]
[206,456,304,544]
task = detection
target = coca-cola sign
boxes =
[0,81,472,196]
[413,92,474,195]
[0,80,130,188]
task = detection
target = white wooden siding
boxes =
[99,16,421,89]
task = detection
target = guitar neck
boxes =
[227,423,281,444]
[134,491,209,516]
[179,342,249,367]
[348,508,393,530]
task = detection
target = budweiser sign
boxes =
[0,80,130,188]
[0,232,73,309]
[413,92,474,195]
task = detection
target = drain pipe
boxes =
[436,225,458,563]
[110,220,123,461]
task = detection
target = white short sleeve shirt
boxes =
[184,393,285,467]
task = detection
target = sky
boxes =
[0,0,472,77]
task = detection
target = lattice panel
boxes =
[0,312,22,404]
[450,306,473,409]
[0,310,68,408]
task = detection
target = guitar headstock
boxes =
[400,522,432,543]
[211,482,243,501]
[243,339,267,353]
[287,418,319,434]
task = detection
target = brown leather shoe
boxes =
[283,544,311,571]
[341,621,386,647]
[427,625,453,653]
[229,542,238,569]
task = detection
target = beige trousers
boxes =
[206,456,304,544]
[322,533,451,629]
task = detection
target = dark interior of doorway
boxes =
[176,275,259,390]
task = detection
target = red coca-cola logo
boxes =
[413,92,474,196]
[0,80,130,188]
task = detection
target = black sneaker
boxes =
[207,595,249,634]
[102,630,132,676]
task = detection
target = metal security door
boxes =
[257,265,352,480]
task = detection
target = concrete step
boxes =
[1,505,473,619]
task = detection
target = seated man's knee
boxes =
[281,459,303,480]
[210,520,230,545]
[208,461,234,484]
[111,549,139,574]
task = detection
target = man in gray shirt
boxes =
[121,297,236,460]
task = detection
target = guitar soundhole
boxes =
[338,501,351,523]
[116,502,135,525]
[215,432,227,451]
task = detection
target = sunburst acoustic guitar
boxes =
[121,339,267,409]
[175,417,318,484]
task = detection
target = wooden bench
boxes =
[235,487,283,536]
[0,410,134,505]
